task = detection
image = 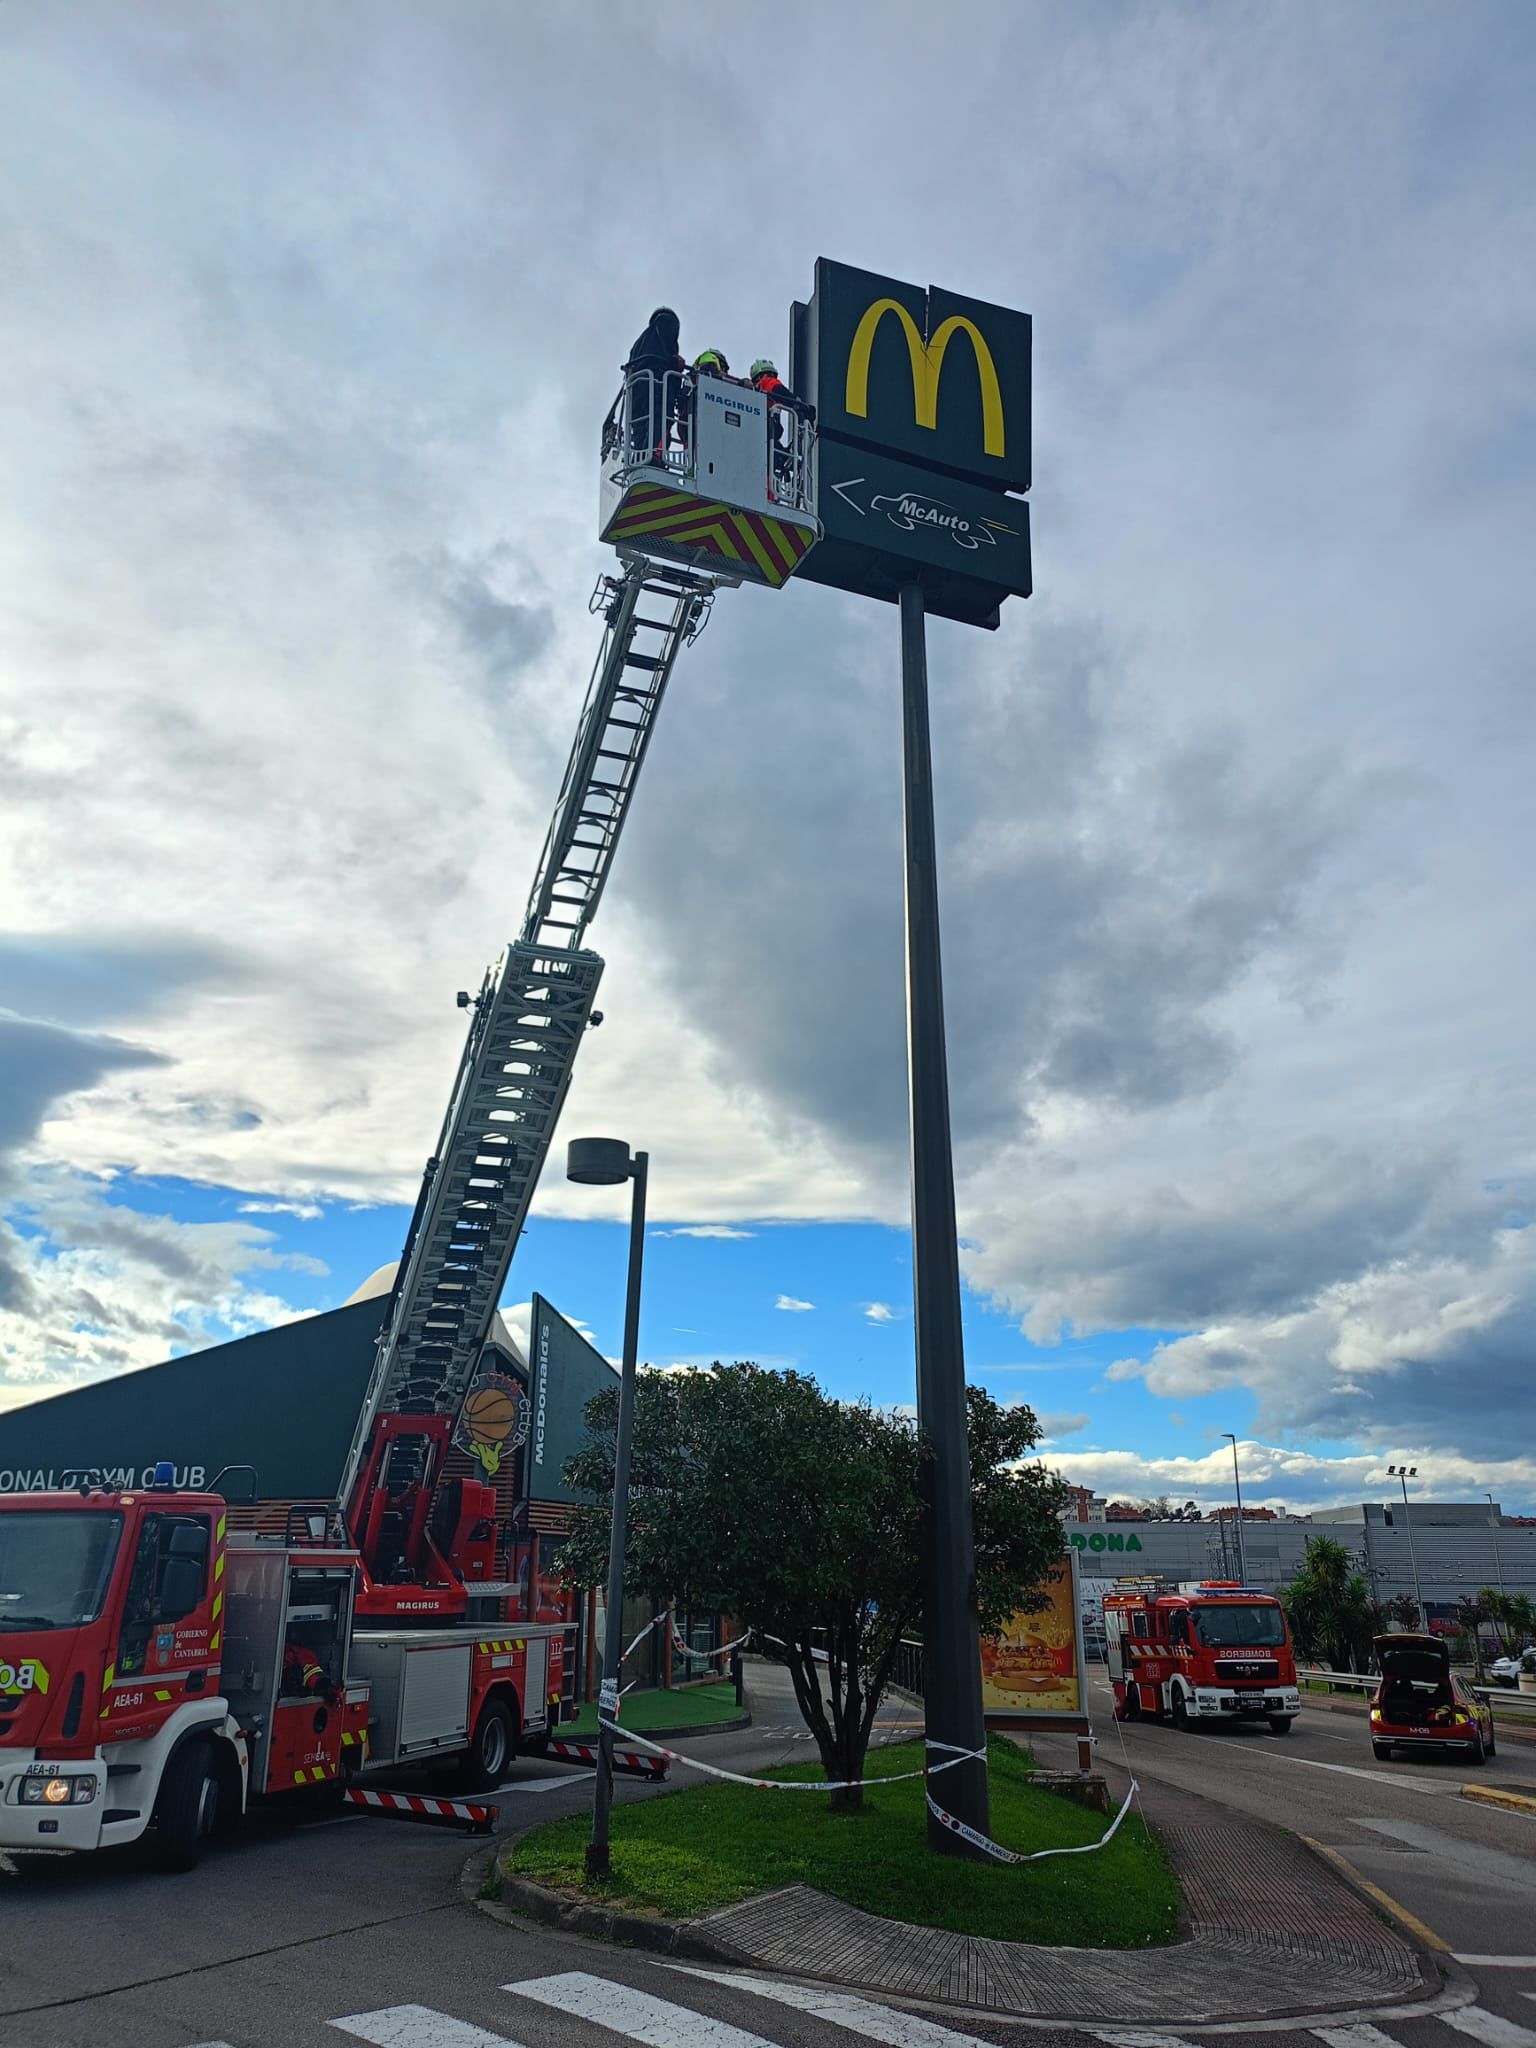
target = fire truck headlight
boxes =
[22,1773,98,1806]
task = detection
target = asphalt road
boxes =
[2,1665,1532,2048]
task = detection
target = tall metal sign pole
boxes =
[899,578,990,1848]
[791,260,1032,1856]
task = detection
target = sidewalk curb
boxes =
[1298,1835,1449,1967]
[479,1855,1439,2025]
[1460,1782,1536,1815]
[464,1844,753,1967]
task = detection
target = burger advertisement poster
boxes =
[979,1551,1085,1723]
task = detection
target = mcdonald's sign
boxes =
[789,259,1031,626]
[793,259,1031,492]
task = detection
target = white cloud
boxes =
[1036,1411,1091,1440]
[864,1302,899,1324]
[775,1295,815,1313]
[239,1199,322,1220]
[1048,1439,1536,1522]
[652,1225,757,1240]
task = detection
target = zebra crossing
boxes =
[174,1965,1536,2048]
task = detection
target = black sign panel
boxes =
[817,444,1030,598]
[797,259,1031,493]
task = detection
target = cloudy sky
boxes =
[2,3,1533,1516]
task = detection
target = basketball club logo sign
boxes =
[453,1370,528,1479]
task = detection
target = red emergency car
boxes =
[1369,1633,1495,1763]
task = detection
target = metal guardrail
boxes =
[1301,1667,1536,1713]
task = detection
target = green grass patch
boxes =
[508,1735,1178,1948]
[558,1680,744,1737]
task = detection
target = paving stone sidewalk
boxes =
[686,1772,1431,2023]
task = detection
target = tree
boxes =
[1382,1593,1422,1633]
[1138,1495,1176,1521]
[557,1363,1067,1811]
[1280,1536,1376,1670]
[1457,1592,1491,1679]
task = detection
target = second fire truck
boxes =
[1104,1580,1301,1733]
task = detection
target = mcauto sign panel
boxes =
[978,1552,1089,1732]
[815,441,1030,619]
[790,258,1031,627]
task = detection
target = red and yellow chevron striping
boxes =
[603,484,816,588]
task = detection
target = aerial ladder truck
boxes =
[0,362,819,1867]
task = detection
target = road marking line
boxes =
[666,1965,995,2044]
[1442,2007,1536,2048]
[1299,1837,1452,1952]
[332,2008,523,2047]
[1256,1751,1450,1794]
[1455,1959,1536,1969]
[1095,2032,1204,2048]
[1311,2027,1402,2048]
[506,1972,778,2047]
[508,1771,593,1793]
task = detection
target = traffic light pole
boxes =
[899,580,991,1856]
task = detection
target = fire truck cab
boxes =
[0,1469,566,1867]
[1104,1580,1301,1734]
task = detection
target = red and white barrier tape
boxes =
[345,1787,496,1828]
[925,1776,1139,1864]
[596,1715,983,1793]
[668,1618,753,1663]
[547,1737,667,1778]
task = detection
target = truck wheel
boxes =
[150,1740,221,1872]
[1372,1741,1392,1760]
[1466,1733,1486,1766]
[460,1698,515,1791]
[1171,1691,1193,1731]
[1268,1716,1294,1735]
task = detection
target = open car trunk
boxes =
[1373,1632,1455,1727]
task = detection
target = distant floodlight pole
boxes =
[1485,1492,1508,1602]
[1222,1434,1248,1586]
[566,1135,649,1882]
[1386,1464,1424,1619]
[899,580,990,1857]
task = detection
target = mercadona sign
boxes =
[1067,1529,1144,1555]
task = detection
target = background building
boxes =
[1063,1500,1536,1613]
[0,1273,617,1634]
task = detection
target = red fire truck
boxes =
[1,379,815,1870]
[0,1472,566,1866]
[1104,1580,1301,1734]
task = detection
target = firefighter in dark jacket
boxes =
[620,306,686,458]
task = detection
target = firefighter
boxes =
[676,348,738,455]
[750,358,814,493]
[282,1636,327,1698]
[617,306,686,460]
[749,358,814,423]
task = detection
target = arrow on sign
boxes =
[830,476,867,515]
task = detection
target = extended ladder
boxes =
[338,557,715,1507]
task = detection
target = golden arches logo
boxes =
[844,298,1006,457]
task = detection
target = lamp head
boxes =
[566,1136,634,1186]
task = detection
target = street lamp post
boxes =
[1386,1464,1424,1621]
[1222,1434,1247,1586]
[1485,1493,1508,1602]
[566,1135,649,1882]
